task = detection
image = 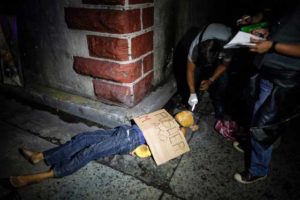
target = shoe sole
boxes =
[234,173,267,184]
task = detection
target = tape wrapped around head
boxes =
[175,111,194,127]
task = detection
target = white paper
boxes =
[224,31,264,49]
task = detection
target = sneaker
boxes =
[234,171,267,184]
[233,141,244,153]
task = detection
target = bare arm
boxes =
[250,39,300,57]
[272,43,300,57]
[200,61,230,91]
[187,60,196,93]
[210,62,229,82]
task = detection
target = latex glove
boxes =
[188,93,198,107]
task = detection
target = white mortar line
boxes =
[93,68,153,86]
[128,38,132,60]
[83,27,154,39]
[77,3,154,10]
[95,78,133,87]
[141,58,144,74]
[79,50,153,65]
[85,28,153,62]
[125,0,129,7]
[129,85,134,102]
[132,69,153,84]
[129,69,154,104]
[140,8,143,30]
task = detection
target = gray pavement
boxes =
[0,93,300,200]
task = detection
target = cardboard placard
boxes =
[133,109,190,165]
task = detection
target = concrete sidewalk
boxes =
[0,93,299,200]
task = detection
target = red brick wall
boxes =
[65,0,154,107]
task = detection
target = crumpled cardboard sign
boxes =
[133,109,190,165]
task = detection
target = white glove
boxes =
[188,93,198,107]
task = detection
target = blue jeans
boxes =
[249,79,273,176]
[43,125,142,177]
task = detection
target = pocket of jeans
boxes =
[118,129,138,154]
[127,129,140,152]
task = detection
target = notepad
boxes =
[224,31,265,49]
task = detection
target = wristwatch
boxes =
[208,77,215,83]
[269,41,278,53]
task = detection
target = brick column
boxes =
[65,0,154,107]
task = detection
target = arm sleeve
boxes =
[220,49,233,63]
